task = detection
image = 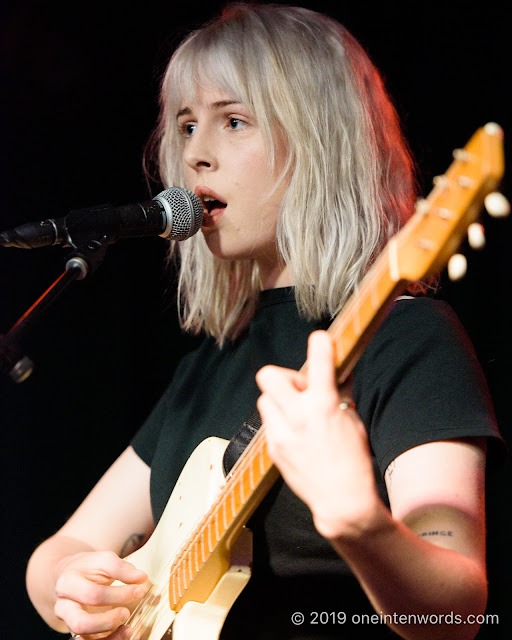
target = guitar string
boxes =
[125,554,176,636]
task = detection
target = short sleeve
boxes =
[352,297,505,476]
[130,351,196,465]
[130,386,171,466]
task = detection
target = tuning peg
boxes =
[485,192,510,218]
[467,223,486,249]
[448,253,467,281]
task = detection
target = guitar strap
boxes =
[222,411,262,476]
[221,366,358,476]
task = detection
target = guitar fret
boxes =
[240,474,245,504]
[181,562,186,597]
[177,566,182,600]
[249,458,254,490]
[181,560,188,593]
[188,550,193,582]
[200,532,205,563]
[207,523,213,553]
[171,573,177,606]
[222,496,228,530]
[215,507,220,541]
[258,446,265,475]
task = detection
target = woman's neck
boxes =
[258,262,294,290]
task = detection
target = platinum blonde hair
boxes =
[146,3,418,343]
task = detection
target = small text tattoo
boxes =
[419,530,454,538]
[121,533,145,557]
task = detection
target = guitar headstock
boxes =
[391,122,508,283]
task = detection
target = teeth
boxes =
[203,196,216,202]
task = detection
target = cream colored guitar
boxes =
[99,123,506,639]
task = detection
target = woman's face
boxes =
[178,85,291,287]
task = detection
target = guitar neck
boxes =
[168,427,278,609]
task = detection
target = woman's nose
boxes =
[183,128,217,172]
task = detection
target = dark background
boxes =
[1,1,510,638]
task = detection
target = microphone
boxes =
[0,188,203,249]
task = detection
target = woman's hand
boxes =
[256,330,380,539]
[53,550,148,639]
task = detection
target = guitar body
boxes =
[123,437,252,639]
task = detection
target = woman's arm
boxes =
[328,438,487,640]
[256,330,488,640]
[26,445,154,636]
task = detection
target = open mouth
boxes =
[202,196,227,224]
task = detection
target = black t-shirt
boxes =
[131,288,502,638]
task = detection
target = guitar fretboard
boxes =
[168,425,276,608]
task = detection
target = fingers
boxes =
[54,551,149,638]
[256,330,338,409]
[305,330,337,396]
[56,571,146,607]
[104,558,147,589]
[54,597,131,637]
[59,551,147,584]
[57,553,147,604]
[256,364,305,392]
[256,389,284,429]
[256,364,306,409]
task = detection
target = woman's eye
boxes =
[228,118,245,130]
[180,123,196,137]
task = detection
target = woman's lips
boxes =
[195,187,227,227]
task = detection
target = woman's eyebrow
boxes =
[176,107,191,119]
[176,100,241,120]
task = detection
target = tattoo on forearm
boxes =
[385,461,396,484]
[419,530,454,538]
[121,533,145,557]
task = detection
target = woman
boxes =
[26,4,502,639]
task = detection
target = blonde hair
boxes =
[146,3,418,343]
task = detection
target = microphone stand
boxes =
[0,234,109,382]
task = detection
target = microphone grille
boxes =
[156,188,203,240]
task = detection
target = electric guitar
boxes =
[99,123,506,639]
